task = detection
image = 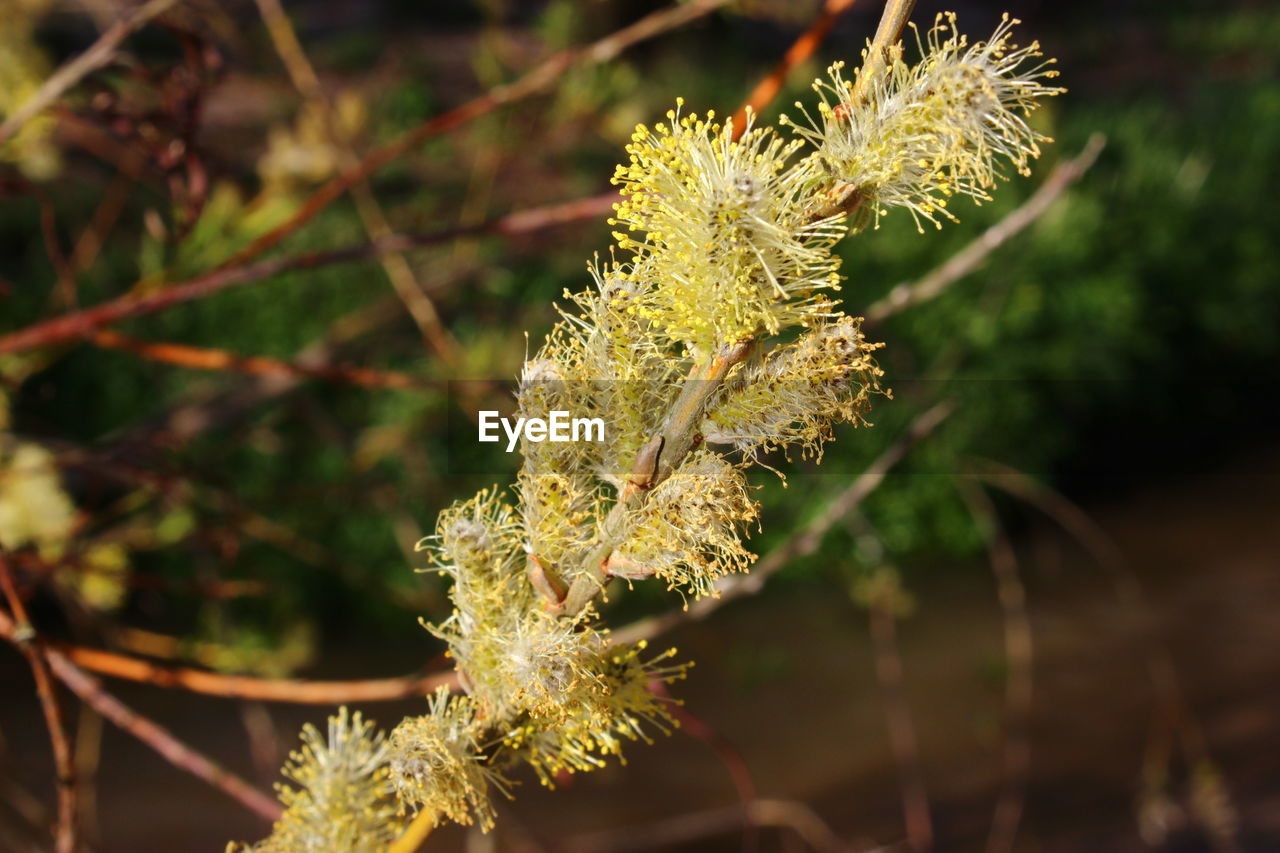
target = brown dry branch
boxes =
[0,0,180,144]
[730,0,861,136]
[864,136,1106,325]
[219,0,732,272]
[0,554,76,853]
[55,641,459,703]
[957,481,1033,853]
[0,607,281,822]
[614,401,955,646]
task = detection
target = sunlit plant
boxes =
[234,10,1061,849]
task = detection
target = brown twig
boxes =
[0,555,77,853]
[253,0,462,363]
[0,195,613,355]
[864,136,1106,325]
[613,401,954,646]
[847,511,933,852]
[968,460,1237,850]
[0,0,180,144]
[0,607,281,822]
[957,480,1033,853]
[220,0,731,272]
[557,799,848,853]
[730,0,860,136]
[91,328,426,391]
[53,640,459,703]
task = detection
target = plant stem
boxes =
[556,340,754,615]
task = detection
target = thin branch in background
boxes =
[969,460,1239,852]
[556,799,849,853]
[845,511,933,852]
[730,0,860,135]
[91,328,427,391]
[614,401,955,646]
[864,135,1106,325]
[54,640,458,703]
[957,481,1033,853]
[220,0,732,271]
[0,554,77,853]
[72,707,104,848]
[253,0,462,363]
[0,0,179,144]
[647,681,758,852]
[0,607,282,822]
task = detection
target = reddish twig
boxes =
[218,0,730,271]
[730,0,860,136]
[0,554,77,853]
[53,641,459,703]
[0,607,281,822]
[0,195,613,355]
[91,329,427,391]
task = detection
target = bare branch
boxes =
[0,0,179,145]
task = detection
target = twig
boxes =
[968,460,1237,849]
[386,809,435,853]
[558,799,848,853]
[730,0,860,136]
[613,401,954,646]
[0,0,180,144]
[253,0,462,363]
[0,608,281,822]
[847,512,933,853]
[864,136,1106,324]
[957,481,1032,853]
[220,0,731,271]
[0,197,610,355]
[91,328,427,391]
[849,0,917,105]
[0,555,77,853]
[54,640,459,703]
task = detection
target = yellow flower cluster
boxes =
[786,13,1064,230]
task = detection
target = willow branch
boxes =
[613,401,953,645]
[0,555,76,853]
[865,135,1106,324]
[55,641,459,703]
[849,0,917,105]
[385,809,435,853]
[0,0,179,144]
[556,340,754,615]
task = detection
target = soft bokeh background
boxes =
[1,0,1277,850]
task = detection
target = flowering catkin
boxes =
[233,12,1061,848]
